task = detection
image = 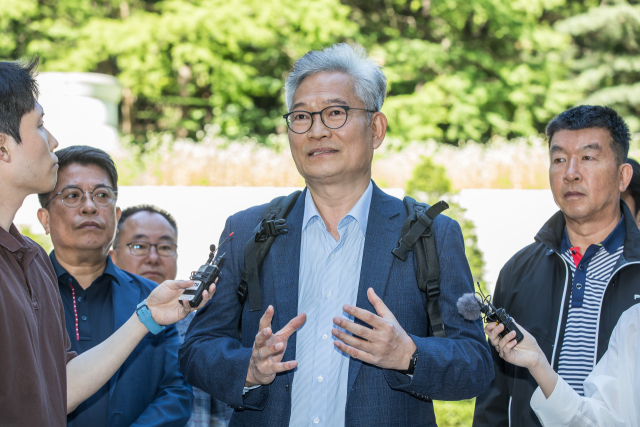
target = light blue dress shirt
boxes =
[289,182,373,427]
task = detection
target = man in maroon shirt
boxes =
[0,59,214,427]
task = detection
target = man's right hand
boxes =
[245,305,306,387]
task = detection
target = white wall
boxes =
[15,188,559,293]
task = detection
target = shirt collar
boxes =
[560,216,626,255]
[0,224,30,253]
[50,251,121,285]
[302,180,373,236]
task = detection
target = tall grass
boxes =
[114,127,640,189]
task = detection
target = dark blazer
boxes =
[68,259,193,427]
[180,184,493,427]
[473,201,640,427]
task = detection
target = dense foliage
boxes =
[405,156,485,285]
[0,0,633,145]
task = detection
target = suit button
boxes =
[16,252,23,259]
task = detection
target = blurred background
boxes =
[4,0,640,424]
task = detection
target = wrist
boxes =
[135,299,166,335]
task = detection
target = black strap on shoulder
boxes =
[238,190,301,311]
[392,197,449,338]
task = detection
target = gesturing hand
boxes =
[486,321,545,370]
[245,305,307,387]
[332,288,416,371]
[147,280,215,326]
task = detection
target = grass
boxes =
[117,128,640,190]
[433,400,476,427]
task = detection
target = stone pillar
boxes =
[37,72,122,152]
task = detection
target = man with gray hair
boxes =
[180,43,493,427]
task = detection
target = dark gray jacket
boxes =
[473,201,640,427]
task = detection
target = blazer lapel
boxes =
[347,184,402,398]
[108,265,141,402]
[267,190,305,374]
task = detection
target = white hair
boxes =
[284,43,387,112]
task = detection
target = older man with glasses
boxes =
[180,43,492,427]
[37,145,193,427]
[110,204,233,427]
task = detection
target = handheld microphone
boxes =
[457,284,524,343]
[179,233,233,308]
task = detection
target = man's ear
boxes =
[619,162,633,192]
[109,248,118,266]
[37,208,51,235]
[370,112,387,150]
[116,206,122,222]
[0,133,12,164]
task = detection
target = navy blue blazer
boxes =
[180,184,492,427]
[86,260,193,426]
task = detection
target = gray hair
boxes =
[284,43,387,112]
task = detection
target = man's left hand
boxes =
[146,280,216,326]
[332,288,416,371]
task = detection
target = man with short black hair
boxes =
[0,59,213,427]
[37,146,193,427]
[473,105,640,427]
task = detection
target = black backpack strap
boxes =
[238,190,301,311]
[392,197,449,338]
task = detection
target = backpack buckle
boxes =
[425,280,440,301]
[256,218,289,242]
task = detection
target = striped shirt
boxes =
[557,219,625,396]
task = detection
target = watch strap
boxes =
[398,349,418,375]
[136,299,166,335]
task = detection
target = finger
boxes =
[257,341,285,360]
[192,286,216,311]
[275,313,307,340]
[254,327,273,348]
[268,360,298,374]
[498,330,517,349]
[164,280,195,290]
[484,322,497,334]
[334,340,374,365]
[258,306,274,332]
[367,288,393,319]
[332,328,373,353]
[488,323,505,346]
[343,305,384,329]
[333,317,373,340]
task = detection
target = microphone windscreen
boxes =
[457,293,482,321]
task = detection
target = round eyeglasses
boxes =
[44,186,117,208]
[283,105,377,134]
[124,241,178,257]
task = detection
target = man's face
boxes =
[41,163,119,256]
[110,211,178,283]
[549,128,630,222]
[287,72,385,186]
[2,102,59,194]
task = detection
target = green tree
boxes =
[405,156,484,284]
[0,0,356,142]
[556,0,640,131]
[346,0,595,144]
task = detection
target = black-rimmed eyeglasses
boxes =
[122,241,178,257]
[283,105,377,134]
[44,186,118,208]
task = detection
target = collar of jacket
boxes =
[534,200,640,263]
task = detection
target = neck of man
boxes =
[54,248,108,290]
[306,173,371,241]
[0,186,30,232]
[564,201,622,255]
